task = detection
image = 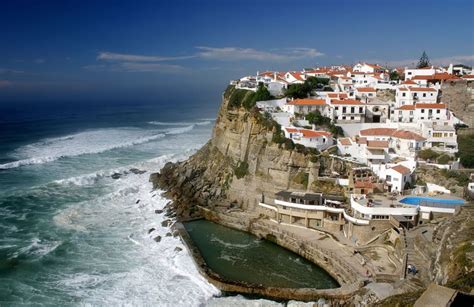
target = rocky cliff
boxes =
[151,87,353,220]
[441,80,474,127]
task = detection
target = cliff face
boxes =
[441,80,474,126]
[151,93,352,219]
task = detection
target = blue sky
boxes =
[0,0,473,104]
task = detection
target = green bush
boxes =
[441,169,469,186]
[293,172,309,187]
[436,154,453,165]
[457,133,474,168]
[234,161,249,179]
[418,148,440,161]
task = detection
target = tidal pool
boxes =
[184,219,339,289]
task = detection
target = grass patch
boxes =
[233,160,249,179]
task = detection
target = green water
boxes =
[184,220,339,289]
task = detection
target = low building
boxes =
[419,121,458,153]
[355,87,376,99]
[330,99,366,123]
[283,128,333,151]
[395,87,438,108]
[282,99,328,115]
[359,128,425,159]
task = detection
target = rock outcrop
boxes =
[151,91,354,220]
[441,80,474,127]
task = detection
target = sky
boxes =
[0,0,473,104]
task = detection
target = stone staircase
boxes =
[404,232,430,286]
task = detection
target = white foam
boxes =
[0,128,165,170]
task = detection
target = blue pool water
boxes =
[400,196,465,206]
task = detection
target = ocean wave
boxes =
[12,238,62,259]
[148,120,212,127]
[0,128,166,170]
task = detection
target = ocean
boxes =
[0,100,230,306]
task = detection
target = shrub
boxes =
[441,169,469,186]
[436,154,453,165]
[457,133,474,168]
[293,172,309,187]
[234,161,249,179]
[418,148,440,161]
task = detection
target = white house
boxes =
[419,121,458,153]
[284,71,305,84]
[282,99,328,115]
[337,137,390,165]
[330,99,366,123]
[359,128,425,159]
[414,103,448,121]
[384,164,414,192]
[404,66,437,80]
[395,87,438,107]
[355,87,377,99]
[284,128,333,151]
[353,63,384,74]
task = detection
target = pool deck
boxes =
[355,194,465,210]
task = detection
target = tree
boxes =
[389,70,400,81]
[254,84,272,102]
[285,83,311,99]
[417,51,431,68]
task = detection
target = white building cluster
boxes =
[232,61,472,196]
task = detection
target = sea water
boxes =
[0,100,327,306]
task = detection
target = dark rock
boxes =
[166,232,172,237]
[154,209,163,214]
[153,236,162,242]
[174,247,183,252]
[161,219,171,227]
[111,173,122,179]
[130,168,146,175]
[135,199,140,204]
[148,228,156,234]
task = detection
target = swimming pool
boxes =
[400,196,465,206]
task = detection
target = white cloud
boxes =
[195,46,324,61]
[84,62,185,73]
[97,52,194,62]
[34,58,45,64]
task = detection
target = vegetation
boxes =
[440,169,470,186]
[233,160,249,179]
[292,171,309,187]
[446,242,474,292]
[456,133,474,168]
[305,110,344,138]
[226,84,273,110]
[416,51,431,68]
[375,290,425,307]
[285,76,331,99]
[417,148,440,161]
[389,70,400,80]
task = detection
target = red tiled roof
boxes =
[287,99,326,106]
[354,180,375,189]
[398,105,415,110]
[391,165,411,175]
[360,128,425,141]
[391,130,426,141]
[327,93,349,98]
[414,103,447,109]
[367,140,389,148]
[286,128,332,138]
[338,138,352,145]
[356,87,376,92]
[408,87,437,92]
[287,72,304,81]
[356,137,367,145]
[331,99,365,105]
[402,79,417,85]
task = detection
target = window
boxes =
[449,133,453,137]
[423,93,426,97]
[437,109,440,113]
[351,107,355,113]
[342,116,346,120]
[359,107,363,113]
[421,109,425,113]
[386,175,391,181]
[409,111,413,115]
[350,116,354,120]
[335,106,339,110]
[343,107,346,113]
[402,93,406,97]
[433,132,442,138]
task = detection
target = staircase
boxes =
[404,232,430,286]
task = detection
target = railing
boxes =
[350,195,418,216]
